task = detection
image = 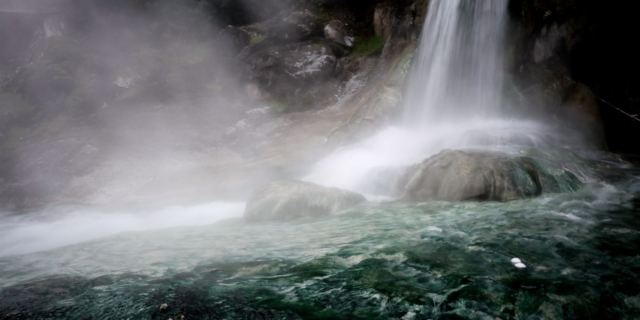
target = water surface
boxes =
[1,176,639,319]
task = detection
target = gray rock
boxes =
[533,23,566,63]
[374,2,395,38]
[559,83,605,148]
[244,180,366,222]
[245,41,337,85]
[217,26,251,54]
[265,11,323,43]
[283,43,337,81]
[324,20,354,47]
[397,150,582,202]
[243,40,337,108]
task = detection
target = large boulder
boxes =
[244,180,366,222]
[397,150,582,202]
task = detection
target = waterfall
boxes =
[403,0,508,125]
[303,0,581,197]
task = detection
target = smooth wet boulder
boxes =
[397,150,582,202]
[244,180,366,222]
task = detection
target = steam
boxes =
[0,0,303,211]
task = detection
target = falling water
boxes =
[304,0,571,196]
[403,0,508,125]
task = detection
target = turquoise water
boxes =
[1,172,639,319]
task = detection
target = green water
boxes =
[1,175,640,319]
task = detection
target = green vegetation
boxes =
[250,34,266,46]
[266,98,289,113]
[350,36,386,57]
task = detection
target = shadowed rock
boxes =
[244,180,366,222]
[397,150,582,202]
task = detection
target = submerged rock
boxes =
[244,180,366,222]
[397,150,582,202]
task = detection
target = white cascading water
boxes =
[403,0,506,124]
[304,0,574,197]
[0,202,245,257]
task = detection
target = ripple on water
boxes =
[0,179,640,318]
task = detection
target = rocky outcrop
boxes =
[217,26,251,54]
[264,11,323,43]
[560,83,604,145]
[242,40,338,110]
[374,1,396,38]
[325,0,428,145]
[509,0,640,153]
[244,180,366,222]
[397,150,582,202]
[324,20,354,47]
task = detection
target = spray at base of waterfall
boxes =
[0,202,244,258]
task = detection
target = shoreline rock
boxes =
[397,149,582,202]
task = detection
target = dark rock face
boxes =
[243,40,337,107]
[397,150,582,202]
[217,26,251,54]
[264,11,323,43]
[244,180,366,222]
[560,83,604,145]
[509,0,640,153]
[326,0,429,145]
[374,1,396,38]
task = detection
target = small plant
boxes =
[350,36,386,57]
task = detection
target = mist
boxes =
[0,0,300,214]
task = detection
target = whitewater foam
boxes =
[0,202,244,257]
